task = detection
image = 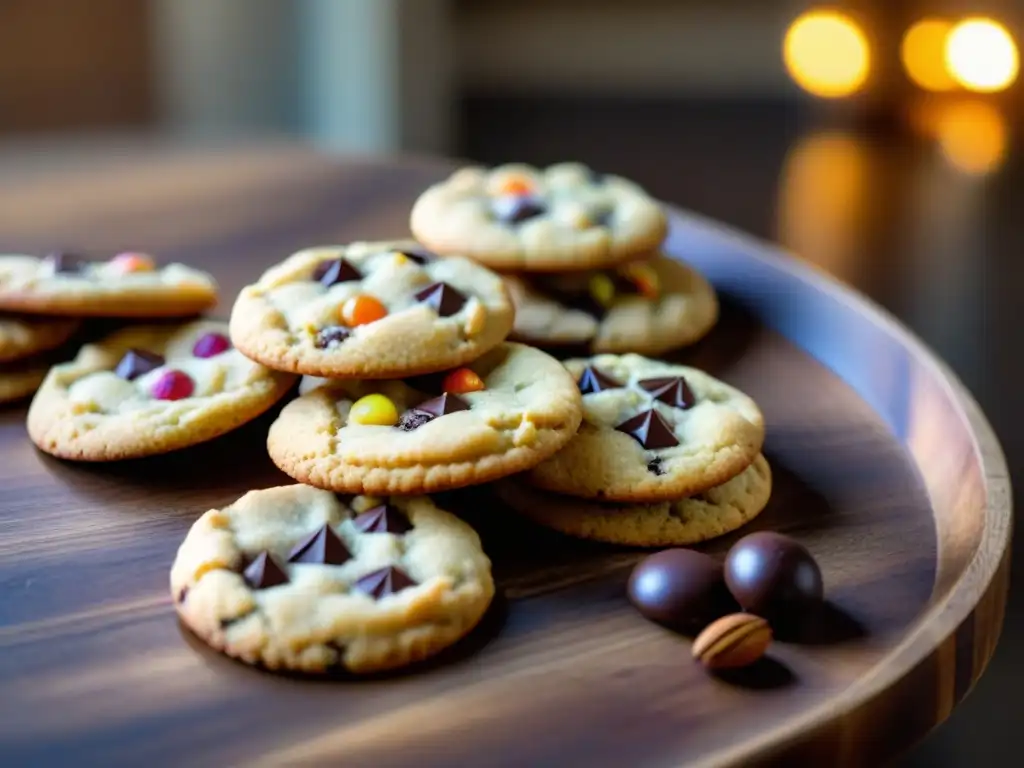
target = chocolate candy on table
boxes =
[243,551,289,590]
[492,195,546,224]
[616,409,680,449]
[639,376,696,410]
[628,549,735,631]
[114,349,165,381]
[577,365,622,395]
[415,281,467,317]
[353,504,411,534]
[352,566,416,599]
[724,532,824,619]
[288,524,352,566]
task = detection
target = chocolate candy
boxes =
[724,532,824,618]
[192,332,231,359]
[415,281,466,317]
[243,551,289,589]
[45,251,87,274]
[413,392,469,418]
[397,410,433,431]
[492,195,546,224]
[114,349,165,381]
[638,376,695,410]
[353,504,411,534]
[150,370,194,401]
[627,549,734,631]
[647,458,665,475]
[288,524,352,565]
[315,325,351,349]
[616,409,679,449]
[313,258,361,287]
[352,566,416,599]
[398,248,438,265]
[577,366,621,395]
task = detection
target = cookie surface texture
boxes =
[0,314,79,363]
[267,342,583,494]
[506,254,718,355]
[27,320,295,460]
[0,252,217,317]
[410,163,667,272]
[500,454,771,546]
[229,241,514,378]
[0,360,50,404]
[526,354,764,502]
[171,485,495,674]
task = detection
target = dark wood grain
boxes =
[0,147,1010,767]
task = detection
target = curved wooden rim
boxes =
[664,206,1012,765]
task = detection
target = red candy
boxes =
[192,332,231,358]
[151,370,194,401]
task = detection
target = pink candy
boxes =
[192,332,231,358]
[150,370,194,401]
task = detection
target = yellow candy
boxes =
[349,394,399,426]
[588,273,616,308]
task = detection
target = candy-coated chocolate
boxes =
[349,394,399,426]
[192,332,231,358]
[628,549,734,631]
[724,532,824,618]
[110,252,156,273]
[498,177,534,196]
[443,367,485,394]
[588,273,616,308]
[341,295,388,326]
[150,370,195,401]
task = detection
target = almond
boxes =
[692,613,772,670]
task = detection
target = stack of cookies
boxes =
[411,162,720,357]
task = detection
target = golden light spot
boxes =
[901,19,956,91]
[783,10,870,98]
[945,18,1019,93]
[936,100,1009,175]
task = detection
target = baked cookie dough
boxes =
[499,455,771,546]
[410,162,668,272]
[171,485,494,674]
[0,359,50,404]
[0,314,79,363]
[229,241,514,378]
[506,253,718,355]
[0,251,217,317]
[27,320,295,460]
[267,342,583,495]
[527,354,764,502]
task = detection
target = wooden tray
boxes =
[0,154,1011,767]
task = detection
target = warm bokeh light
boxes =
[945,18,1019,93]
[783,10,870,98]
[935,100,1009,175]
[902,19,956,91]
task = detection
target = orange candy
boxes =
[110,252,156,274]
[498,177,534,196]
[443,368,485,395]
[620,263,661,300]
[341,295,388,326]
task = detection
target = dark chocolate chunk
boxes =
[45,251,88,274]
[724,532,824,619]
[315,325,351,349]
[628,549,736,632]
[243,551,289,589]
[492,195,546,224]
[397,410,433,431]
[638,376,696,410]
[398,248,438,265]
[415,281,467,317]
[313,258,361,287]
[577,365,622,395]
[287,524,352,566]
[177,586,189,603]
[616,409,680,450]
[114,348,165,381]
[353,504,411,534]
[352,566,416,599]
[647,457,664,475]
[413,392,470,418]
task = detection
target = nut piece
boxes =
[692,613,772,670]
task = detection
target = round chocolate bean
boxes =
[627,549,734,631]
[724,532,823,618]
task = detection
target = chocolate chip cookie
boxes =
[229,241,514,378]
[267,342,583,494]
[410,162,667,272]
[171,485,494,674]
[526,354,764,502]
[0,314,79,363]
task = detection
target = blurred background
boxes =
[1,0,1022,764]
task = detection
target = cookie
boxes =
[410,162,668,272]
[499,454,771,546]
[171,485,494,674]
[526,354,764,502]
[27,320,295,460]
[0,251,217,317]
[506,253,718,355]
[0,360,49,404]
[0,314,79,363]
[267,342,583,495]
[229,241,515,378]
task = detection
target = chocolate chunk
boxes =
[724,532,824,619]
[397,410,433,431]
[647,458,664,475]
[177,586,189,603]
[628,549,735,631]
[114,349,165,381]
[415,281,467,317]
[315,325,351,349]
[577,365,622,395]
[287,524,352,566]
[45,251,88,274]
[243,551,289,590]
[592,207,614,227]
[638,376,696,410]
[353,504,411,534]
[413,392,470,418]
[492,195,546,224]
[352,566,416,599]
[616,409,680,449]
[313,258,361,287]
[398,248,438,265]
